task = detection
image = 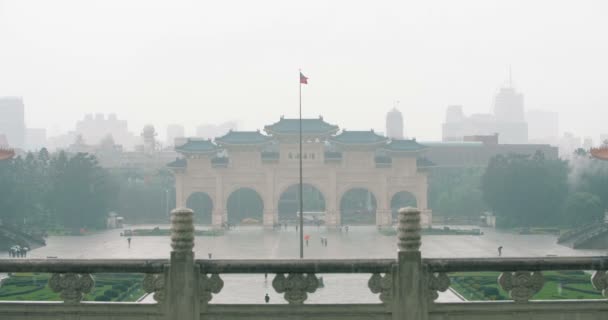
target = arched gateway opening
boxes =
[226,188,264,225]
[340,188,377,225]
[390,191,417,221]
[278,184,326,224]
[186,192,213,224]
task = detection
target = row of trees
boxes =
[0,149,176,235]
[429,151,608,228]
[0,150,116,233]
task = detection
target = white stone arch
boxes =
[336,184,383,209]
[276,182,328,222]
[389,190,419,219]
[224,186,266,225]
[224,184,267,208]
[185,191,215,225]
[275,180,329,205]
[337,185,380,225]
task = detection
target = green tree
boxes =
[481,152,569,227]
[561,192,603,227]
[429,167,487,218]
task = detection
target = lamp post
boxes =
[165,189,170,217]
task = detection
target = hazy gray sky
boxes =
[1,0,607,141]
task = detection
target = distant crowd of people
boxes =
[8,245,29,258]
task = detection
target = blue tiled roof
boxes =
[215,130,273,146]
[167,158,187,168]
[175,139,218,154]
[330,130,388,145]
[384,139,427,152]
[264,116,339,135]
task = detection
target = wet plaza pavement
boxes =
[3,225,606,303]
[20,225,606,260]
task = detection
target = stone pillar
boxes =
[166,208,199,320]
[325,209,339,226]
[392,207,427,320]
[376,209,391,226]
[211,209,225,227]
[263,211,275,227]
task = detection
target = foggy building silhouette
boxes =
[442,83,528,144]
[74,113,139,150]
[494,87,524,122]
[140,125,157,153]
[0,97,25,149]
[386,107,404,139]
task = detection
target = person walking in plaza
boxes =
[498,246,503,257]
[264,293,270,303]
[127,237,131,248]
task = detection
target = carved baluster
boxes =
[142,273,165,303]
[394,207,425,319]
[272,273,319,304]
[498,271,544,303]
[398,207,422,252]
[591,270,608,298]
[368,273,392,305]
[199,273,224,303]
[426,272,450,302]
[48,273,95,304]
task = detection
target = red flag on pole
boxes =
[300,72,308,84]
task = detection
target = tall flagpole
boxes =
[299,69,304,259]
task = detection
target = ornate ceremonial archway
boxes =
[169,117,432,227]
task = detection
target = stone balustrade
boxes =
[0,207,606,320]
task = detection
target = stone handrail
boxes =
[425,256,608,272]
[196,259,394,274]
[0,259,168,273]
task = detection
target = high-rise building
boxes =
[0,97,25,149]
[73,113,139,150]
[445,105,465,123]
[166,124,185,146]
[494,87,525,123]
[386,108,404,139]
[141,125,157,153]
[441,83,528,144]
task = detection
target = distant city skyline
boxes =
[1,1,606,142]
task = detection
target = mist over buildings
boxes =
[0,0,606,146]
